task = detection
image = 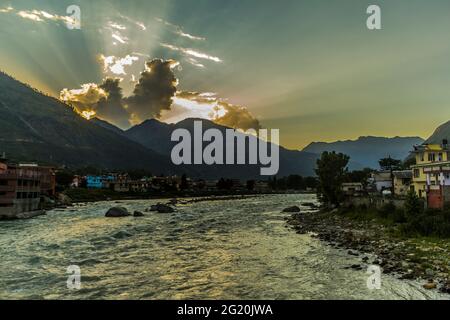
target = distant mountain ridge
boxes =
[123,118,320,179]
[302,136,425,169]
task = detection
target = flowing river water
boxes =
[0,194,447,300]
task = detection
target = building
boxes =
[0,158,44,219]
[342,182,364,196]
[371,171,392,193]
[393,170,413,197]
[38,166,56,196]
[254,181,271,193]
[86,175,115,189]
[411,141,450,209]
[71,175,82,188]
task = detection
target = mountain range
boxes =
[1,71,444,178]
[302,136,425,169]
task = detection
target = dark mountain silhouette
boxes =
[91,117,125,136]
[0,71,176,174]
[124,118,320,178]
[303,136,424,169]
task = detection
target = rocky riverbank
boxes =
[286,210,450,294]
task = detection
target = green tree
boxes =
[379,157,402,171]
[379,156,402,194]
[315,151,350,208]
[404,189,423,220]
[246,180,255,191]
[180,174,189,190]
[55,170,74,187]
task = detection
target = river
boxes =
[0,194,447,299]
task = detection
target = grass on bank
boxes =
[339,191,450,239]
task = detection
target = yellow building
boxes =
[411,142,450,207]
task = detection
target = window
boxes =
[438,153,443,161]
[414,169,420,178]
[428,153,436,162]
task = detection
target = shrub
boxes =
[378,202,396,218]
[401,209,450,238]
[404,190,424,220]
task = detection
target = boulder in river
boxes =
[282,206,301,213]
[105,207,131,217]
[133,211,145,217]
[423,280,437,290]
[150,203,175,213]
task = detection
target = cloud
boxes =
[160,43,222,63]
[108,21,126,30]
[170,91,261,131]
[60,58,258,131]
[15,9,76,25]
[60,79,130,128]
[124,59,179,123]
[60,59,180,128]
[17,10,43,22]
[0,6,13,13]
[186,57,205,68]
[213,102,261,131]
[99,54,139,75]
[156,18,205,41]
[112,32,128,44]
[60,83,107,112]
[117,14,147,31]
[96,78,131,128]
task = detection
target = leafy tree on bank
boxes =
[55,170,74,187]
[379,156,402,194]
[315,151,350,208]
[180,174,189,190]
[404,189,423,220]
[379,157,402,171]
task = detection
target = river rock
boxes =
[282,206,301,213]
[133,211,145,217]
[58,193,73,206]
[423,281,437,290]
[105,207,131,217]
[150,203,175,213]
[439,281,450,294]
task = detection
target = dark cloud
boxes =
[124,59,179,123]
[60,58,260,131]
[97,78,130,128]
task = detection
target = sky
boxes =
[1,0,450,149]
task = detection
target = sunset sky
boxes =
[1,0,450,149]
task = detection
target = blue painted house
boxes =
[86,175,115,189]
